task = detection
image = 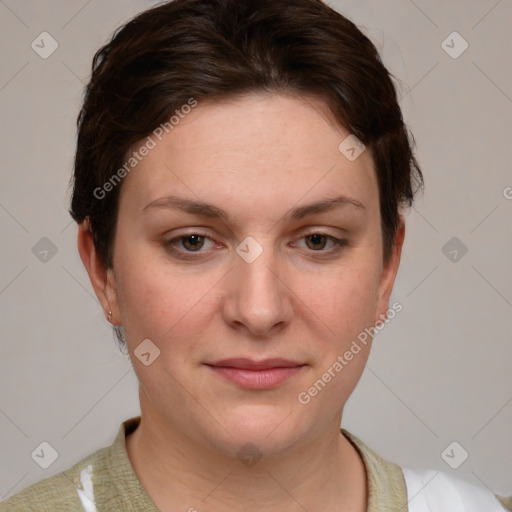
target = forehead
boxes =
[119,93,379,222]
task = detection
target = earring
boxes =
[108,310,112,319]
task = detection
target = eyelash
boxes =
[162,231,348,260]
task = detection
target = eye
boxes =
[179,234,209,252]
[294,232,347,254]
[163,231,219,258]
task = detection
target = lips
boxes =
[205,358,306,389]
[208,358,304,370]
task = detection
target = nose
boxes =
[222,240,293,338]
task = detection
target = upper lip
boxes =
[206,358,305,370]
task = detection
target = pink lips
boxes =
[205,358,306,389]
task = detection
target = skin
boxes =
[78,92,405,512]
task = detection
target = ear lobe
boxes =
[375,215,405,323]
[77,219,120,324]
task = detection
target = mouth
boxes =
[205,358,307,390]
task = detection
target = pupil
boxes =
[184,235,203,251]
[308,234,326,250]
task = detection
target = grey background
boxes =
[1,0,511,501]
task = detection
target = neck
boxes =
[126,408,367,512]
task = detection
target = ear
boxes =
[375,215,405,323]
[77,219,121,325]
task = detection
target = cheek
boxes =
[291,257,381,402]
[295,261,381,337]
[294,268,379,411]
[114,250,220,349]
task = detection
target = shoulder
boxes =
[0,445,110,512]
[402,467,512,512]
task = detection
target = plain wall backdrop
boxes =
[1,0,511,501]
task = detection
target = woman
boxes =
[1,0,510,510]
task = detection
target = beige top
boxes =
[0,416,509,511]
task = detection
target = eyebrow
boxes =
[142,194,366,221]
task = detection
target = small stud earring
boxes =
[108,310,112,319]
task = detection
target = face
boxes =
[84,93,404,457]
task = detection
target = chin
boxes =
[205,406,307,457]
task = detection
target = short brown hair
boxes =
[70,0,423,268]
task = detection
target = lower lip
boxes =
[207,365,304,389]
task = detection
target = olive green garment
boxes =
[0,416,509,511]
